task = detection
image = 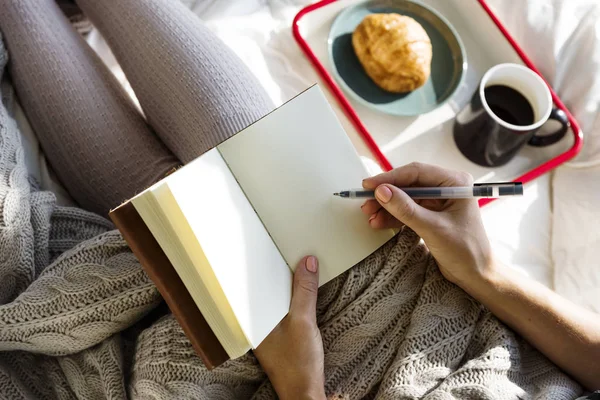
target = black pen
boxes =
[333,182,523,199]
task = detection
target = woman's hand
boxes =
[254,256,326,400]
[362,162,494,289]
[364,163,600,390]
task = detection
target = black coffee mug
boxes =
[454,63,569,167]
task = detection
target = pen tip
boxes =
[333,193,339,196]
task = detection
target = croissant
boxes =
[352,13,432,93]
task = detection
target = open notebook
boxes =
[110,85,395,368]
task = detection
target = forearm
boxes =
[462,261,600,390]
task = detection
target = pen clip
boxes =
[474,182,523,196]
[473,182,518,187]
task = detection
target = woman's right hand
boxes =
[364,163,600,391]
[362,162,495,290]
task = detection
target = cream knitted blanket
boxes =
[0,41,583,399]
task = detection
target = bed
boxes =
[12,0,600,312]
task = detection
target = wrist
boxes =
[277,387,326,400]
[456,255,505,299]
[460,258,526,312]
[271,376,326,400]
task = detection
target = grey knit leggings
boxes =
[0,0,274,215]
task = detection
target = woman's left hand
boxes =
[254,256,326,400]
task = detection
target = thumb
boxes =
[374,184,436,233]
[290,256,319,320]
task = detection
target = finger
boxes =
[374,184,437,233]
[418,198,448,212]
[363,162,473,190]
[361,199,382,216]
[290,256,319,320]
[368,208,404,229]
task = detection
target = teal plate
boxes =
[328,0,466,116]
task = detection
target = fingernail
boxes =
[375,185,392,203]
[368,213,377,222]
[306,256,318,273]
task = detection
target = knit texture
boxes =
[0,0,274,216]
[0,5,585,399]
[0,55,584,398]
[0,0,180,216]
[75,0,275,165]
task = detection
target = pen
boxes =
[333,182,523,199]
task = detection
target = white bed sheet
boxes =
[13,0,599,309]
[487,0,600,312]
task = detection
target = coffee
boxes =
[484,85,534,126]
[454,64,569,168]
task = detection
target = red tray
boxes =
[292,0,583,206]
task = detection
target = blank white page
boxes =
[163,149,292,348]
[218,86,395,285]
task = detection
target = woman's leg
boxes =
[0,0,179,215]
[74,0,274,163]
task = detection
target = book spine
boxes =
[109,202,229,369]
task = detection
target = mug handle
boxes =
[528,108,570,147]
